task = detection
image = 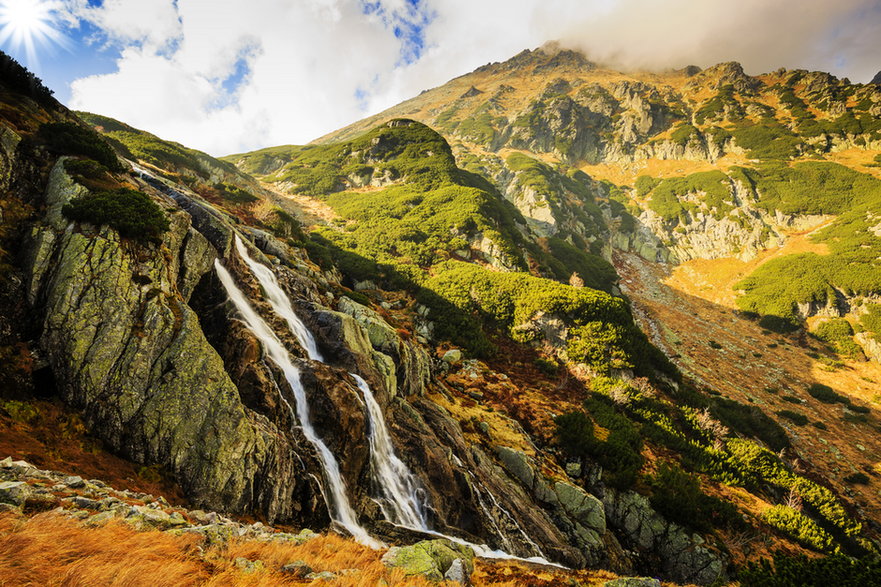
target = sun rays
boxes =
[0,0,68,68]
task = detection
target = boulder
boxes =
[381,539,474,582]
[494,446,534,489]
[280,560,313,578]
[0,481,30,506]
[444,558,470,584]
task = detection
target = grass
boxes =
[0,512,435,586]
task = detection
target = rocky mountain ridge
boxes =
[1,47,880,586]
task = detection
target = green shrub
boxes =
[37,122,123,171]
[62,188,170,243]
[763,505,838,552]
[0,50,55,106]
[214,182,259,204]
[423,260,671,376]
[584,398,644,489]
[64,158,109,179]
[78,112,241,179]
[806,383,848,405]
[711,397,790,451]
[860,304,881,340]
[777,410,809,426]
[554,411,595,457]
[843,472,870,485]
[741,553,881,586]
[649,462,742,532]
[554,406,644,490]
[534,357,560,376]
[545,237,617,293]
[556,399,646,489]
[0,399,40,424]
[731,123,803,160]
[635,175,661,197]
[646,170,732,221]
[813,319,864,359]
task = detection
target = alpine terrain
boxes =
[2,43,881,585]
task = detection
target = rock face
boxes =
[603,489,727,585]
[22,161,325,525]
[0,456,322,545]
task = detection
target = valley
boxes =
[1,42,881,586]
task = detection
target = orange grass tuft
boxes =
[0,512,208,586]
[0,513,439,586]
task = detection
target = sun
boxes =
[0,0,68,68]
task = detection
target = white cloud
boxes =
[65,0,881,155]
[70,0,182,49]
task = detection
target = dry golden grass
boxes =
[259,183,339,229]
[0,512,439,587]
[579,154,752,187]
[664,220,832,308]
[821,149,881,179]
[0,512,209,586]
[0,512,654,586]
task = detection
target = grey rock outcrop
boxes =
[22,161,323,524]
[604,489,727,585]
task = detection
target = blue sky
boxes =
[4,0,879,155]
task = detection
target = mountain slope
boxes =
[224,45,881,580]
[2,46,881,585]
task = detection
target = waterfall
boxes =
[219,235,560,566]
[234,237,323,361]
[214,259,381,549]
[351,374,429,530]
[139,164,558,563]
[234,236,427,529]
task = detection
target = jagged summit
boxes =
[872,70,881,85]
[683,61,761,93]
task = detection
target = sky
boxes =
[3,0,881,155]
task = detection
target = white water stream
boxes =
[214,259,381,548]
[234,238,324,362]
[218,234,558,565]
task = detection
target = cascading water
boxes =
[213,259,381,549]
[351,374,428,529]
[234,237,323,361]
[234,236,428,529]
[223,233,559,565]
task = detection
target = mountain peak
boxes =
[871,70,881,85]
[685,60,760,93]
[474,44,597,76]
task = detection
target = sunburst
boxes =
[0,0,68,68]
